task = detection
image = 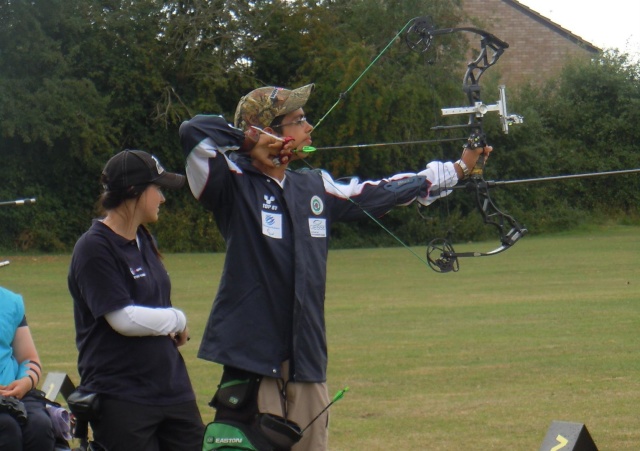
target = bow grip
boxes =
[467,129,486,149]
[467,130,487,177]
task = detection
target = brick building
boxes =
[460,0,600,85]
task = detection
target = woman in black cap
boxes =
[68,150,204,451]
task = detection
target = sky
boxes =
[517,0,640,59]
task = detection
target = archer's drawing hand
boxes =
[250,133,302,167]
[249,132,285,168]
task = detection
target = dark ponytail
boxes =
[98,173,149,211]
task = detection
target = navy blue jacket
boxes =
[180,115,430,382]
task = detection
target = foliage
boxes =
[487,49,640,235]
[0,1,639,252]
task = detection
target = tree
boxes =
[1,0,637,252]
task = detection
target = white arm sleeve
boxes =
[104,305,187,337]
[416,161,459,206]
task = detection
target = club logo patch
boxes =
[129,266,147,279]
[310,196,323,215]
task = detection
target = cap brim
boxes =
[281,84,314,117]
[154,172,186,190]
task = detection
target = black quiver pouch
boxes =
[66,390,101,422]
[206,367,267,449]
[211,366,263,422]
[66,389,101,441]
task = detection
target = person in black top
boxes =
[68,150,204,451]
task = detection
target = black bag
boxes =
[0,394,27,425]
[257,413,302,450]
[66,390,101,422]
[212,367,263,411]
[207,367,302,451]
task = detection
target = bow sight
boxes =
[438,85,524,135]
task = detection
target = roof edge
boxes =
[502,0,601,53]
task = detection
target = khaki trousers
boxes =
[258,362,330,451]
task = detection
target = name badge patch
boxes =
[308,218,327,237]
[262,211,283,239]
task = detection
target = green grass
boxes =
[1,225,638,449]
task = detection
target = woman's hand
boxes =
[173,326,191,348]
[0,377,32,399]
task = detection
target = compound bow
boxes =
[304,16,529,272]
[306,16,639,273]
[399,17,527,272]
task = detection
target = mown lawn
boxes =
[1,225,638,449]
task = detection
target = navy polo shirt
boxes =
[68,221,195,405]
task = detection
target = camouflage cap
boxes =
[234,84,314,131]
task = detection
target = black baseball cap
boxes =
[102,150,185,192]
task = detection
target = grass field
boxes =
[1,225,638,449]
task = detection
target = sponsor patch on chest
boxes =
[308,218,327,237]
[263,194,278,211]
[262,211,283,239]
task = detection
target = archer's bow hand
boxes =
[456,145,493,179]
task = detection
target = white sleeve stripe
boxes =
[321,170,418,199]
[186,138,243,199]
